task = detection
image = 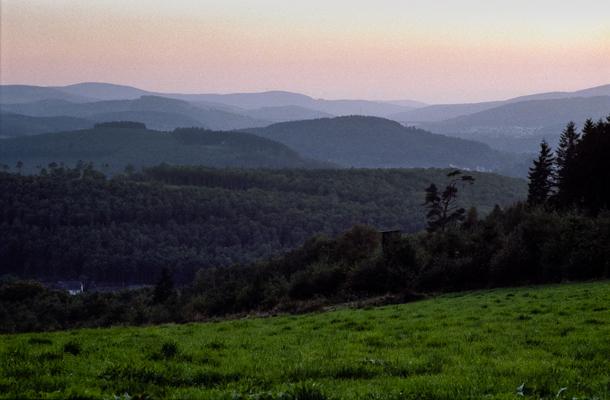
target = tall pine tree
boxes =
[571,117,610,213]
[554,121,580,207]
[581,118,595,139]
[527,140,554,206]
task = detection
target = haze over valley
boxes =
[2,81,608,175]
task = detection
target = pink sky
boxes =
[1,0,609,103]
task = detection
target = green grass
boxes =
[1,282,609,399]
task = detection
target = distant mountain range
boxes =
[1,82,608,155]
[0,124,324,172]
[0,83,422,119]
[0,96,269,132]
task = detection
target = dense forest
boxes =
[2,203,608,333]
[0,166,524,284]
[0,116,607,333]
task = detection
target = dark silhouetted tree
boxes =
[527,140,554,206]
[424,170,475,232]
[554,122,580,207]
[153,268,174,303]
[570,117,610,213]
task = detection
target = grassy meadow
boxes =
[1,281,609,399]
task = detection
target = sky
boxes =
[1,0,609,103]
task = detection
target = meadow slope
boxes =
[1,282,608,399]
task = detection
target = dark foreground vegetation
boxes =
[1,282,608,399]
[2,202,608,333]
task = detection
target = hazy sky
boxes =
[1,0,609,103]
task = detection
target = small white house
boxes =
[57,281,84,295]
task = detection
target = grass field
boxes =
[1,282,609,399]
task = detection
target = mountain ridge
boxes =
[0,125,324,171]
[246,116,529,176]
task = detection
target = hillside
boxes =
[0,85,93,104]
[0,84,420,119]
[0,125,318,172]
[241,105,334,122]
[0,112,92,138]
[1,281,608,399]
[0,167,526,283]
[430,96,610,129]
[0,96,270,131]
[56,82,150,100]
[390,84,610,123]
[59,85,419,117]
[424,96,610,152]
[247,116,528,176]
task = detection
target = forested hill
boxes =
[0,124,324,172]
[245,116,529,177]
[0,166,526,284]
[0,112,92,138]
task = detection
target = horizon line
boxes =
[1,80,610,106]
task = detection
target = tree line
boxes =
[528,117,610,213]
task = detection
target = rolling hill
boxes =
[423,96,610,152]
[241,105,334,122]
[246,116,529,176]
[391,84,610,123]
[60,85,420,117]
[0,112,92,138]
[56,82,150,100]
[0,96,270,131]
[0,124,321,172]
[430,96,610,129]
[0,84,420,119]
[0,85,93,104]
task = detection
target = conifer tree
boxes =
[554,122,580,207]
[581,118,595,139]
[527,140,554,206]
[571,117,610,213]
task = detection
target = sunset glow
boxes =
[1,0,609,102]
